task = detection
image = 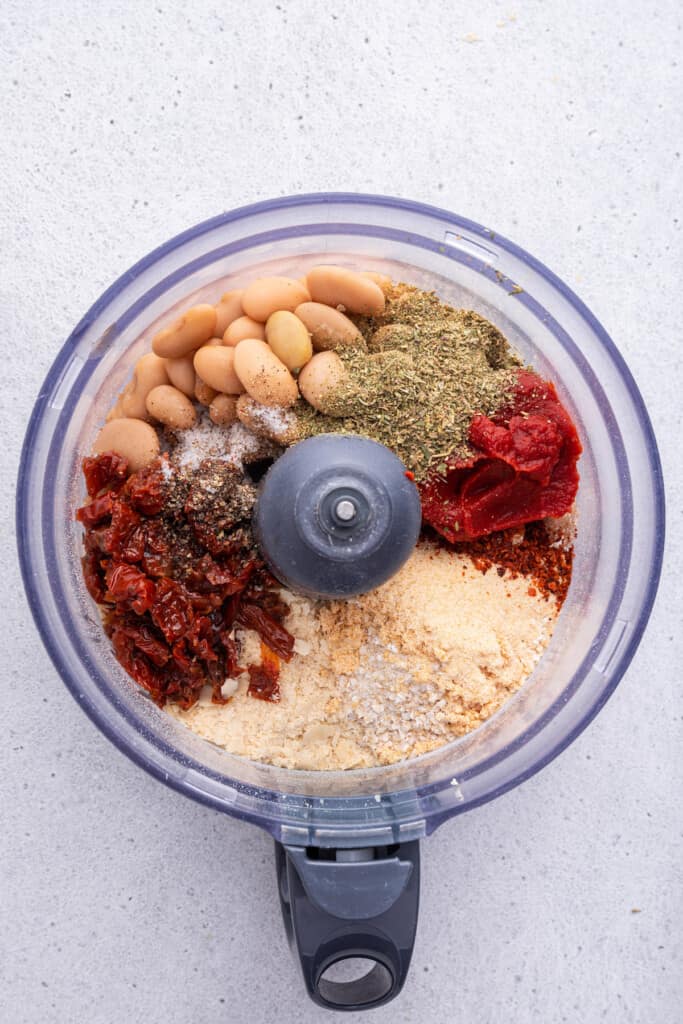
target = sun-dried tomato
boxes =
[127,461,167,515]
[76,491,116,528]
[247,643,281,702]
[82,551,106,603]
[236,602,295,661]
[109,623,162,695]
[221,633,242,679]
[81,455,292,709]
[105,563,156,614]
[102,502,143,558]
[138,520,172,578]
[171,638,193,671]
[191,553,256,593]
[82,452,129,497]
[128,622,171,667]
[181,612,218,663]
[151,577,195,645]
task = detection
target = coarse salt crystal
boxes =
[171,416,265,472]
[248,403,292,434]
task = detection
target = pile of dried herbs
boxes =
[294,284,521,480]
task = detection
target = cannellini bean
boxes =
[92,418,160,472]
[294,302,364,352]
[194,345,244,394]
[360,271,392,293]
[209,393,239,426]
[195,377,218,406]
[236,395,300,444]
[223,316,266,346]
[297,351,347,414]
[152,304,217,358]
[213,289,244,337]
[165,355,196,397]
[106,399,125,422]
[110,352,169,422]
[265,310,313,371]
[145,384,197,429]
[306,265,385,316]
[241,276,310,322]
[233,339,299,407]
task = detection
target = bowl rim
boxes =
[16,192,666,835]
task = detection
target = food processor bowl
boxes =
[17,194,664,1010]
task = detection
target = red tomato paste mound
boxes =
[419,370,582,543]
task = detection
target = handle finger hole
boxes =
[317,956,394,1008]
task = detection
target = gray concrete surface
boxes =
[1,2,681,1022]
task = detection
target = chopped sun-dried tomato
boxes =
[82,551,106,603]
[81,453,299,708]
[105,563,156,615]
[82,452,129,497]
[126,461,167,516]
[76,491,116,528]
[151,577,195,645]
[103,502,144,561]
[247,643,281,702]
[236,602,295,661]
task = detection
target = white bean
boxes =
[295,302,364,351]
[110,352,169,422]
[297,352,346,414]
[306,266,385,315]
[145,385,197,429]
[209,394,239,426]
[214,289,244,337]
[152,304,217,358]
[193,345,244,394]
[265,311,313,370]
[223,316,266,346]
[165,355,196,397]
[92,418,160,472]
[233,339,299,407]
[241,276,310,321]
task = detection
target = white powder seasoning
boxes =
[167,543,560,770]
[170,416,270,472]
[245,402,291,435]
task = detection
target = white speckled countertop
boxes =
[1,2,681,1022]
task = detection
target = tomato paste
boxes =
[419,370,582,542]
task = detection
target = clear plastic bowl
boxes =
[17,194,664,848]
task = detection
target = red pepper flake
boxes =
[405,470,415,481]
[446,520,574,605]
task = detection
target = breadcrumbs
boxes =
[168,542,560,770]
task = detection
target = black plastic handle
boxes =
[275,840,420,1010]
